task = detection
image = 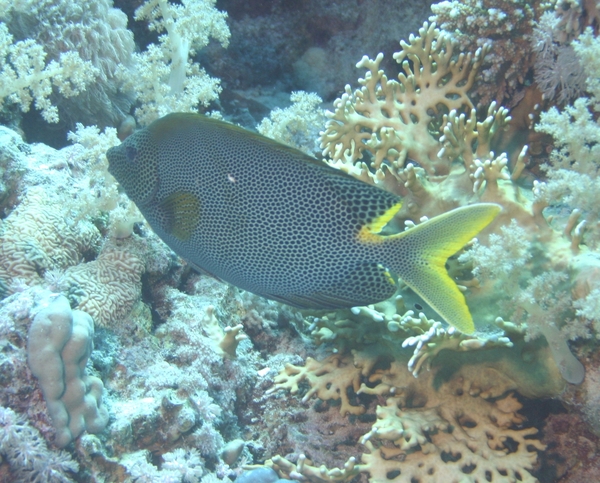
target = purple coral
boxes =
[0,405,79,482]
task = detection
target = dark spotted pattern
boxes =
[107,114,404,308]
[107,113,500,330]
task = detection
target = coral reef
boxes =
[1,1,600,482]
[2,0,135,128]
[266,351,546,482]
[317,18,596,387]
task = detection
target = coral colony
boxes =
[1,1,600,482]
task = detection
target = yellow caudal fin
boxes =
[388,203,501,334]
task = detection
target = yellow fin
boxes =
[357,202,402,244]
[160,191,201,241]
[390,203,501,334]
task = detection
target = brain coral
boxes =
[0,188,100,296]
[62,238,147,327]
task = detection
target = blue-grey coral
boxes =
[27,294,109,448]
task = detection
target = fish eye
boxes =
[414,303,423,311]
[125,145,137,162]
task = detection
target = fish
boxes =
[106,113,501,334]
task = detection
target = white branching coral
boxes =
[0,22,98,123]
[536,28,600,247]
[257,91,326,155]
[2,0,136,127]
[127,0,230,125]
[459,219,532,285]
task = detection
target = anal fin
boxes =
[264,262,398,309]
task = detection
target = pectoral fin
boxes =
[159,191,201,241]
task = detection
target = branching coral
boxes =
[267,351,547,483]
[257,91,326,156]
[266,355,365,417]
[127,0,230,126]
[2,0,135,127]
[320,22,486,177]
[0,22,98,123]
[430,0,545,104]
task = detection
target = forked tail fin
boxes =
[388,203,501,334]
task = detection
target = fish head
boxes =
[106,127,159,207]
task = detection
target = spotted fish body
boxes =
[107,113,500,333]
